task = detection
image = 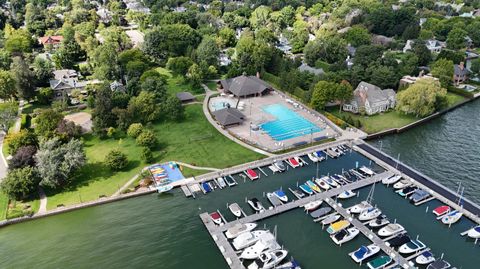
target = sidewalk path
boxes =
[0,132,8,180]
[37,187,47,214]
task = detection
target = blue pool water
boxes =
[211,101,233,111]
[260,104,322,141]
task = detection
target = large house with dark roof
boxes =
[218,75,272,97]
[212,107,245,127]
[49,69,100,99]
[343,81,396,115]
[454,62,468,85]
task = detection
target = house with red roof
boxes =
[38,35,64,49]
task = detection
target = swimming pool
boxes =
[260,104,322,141]
[210,98,236,111]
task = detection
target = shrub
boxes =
[104,149,128,171]
[127,123,143,138]
[5,130,38,155]
[107,127,116,138]
[1,167,40,200]
[141,147,153,163]
[8,145,37,169]
[136,130,157,148]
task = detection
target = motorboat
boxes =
[467,225,480,239]
[327,220,350,235]
[367,256,392,269]
[338,190,356,199]
[217,177,227,188]
[368,215,390,228]
[229,203,242,218]
[378,223,405,237]
[225,175,237,187]
[310,207,332,219]
[304,200,323,212]
[245,169,259,180]
[430,259,453,269]
[306,180,321,193]
[202,182,212,193]
[441,210,463,225]
[266,193,283,207]
[225,223,258,239]
[324,176,340,188]
[321,214,340,225]
[349,244,380,263]
[386,234,410,249]
[276,259,301,269]
[299,184,314,195]
[416,251,435,265]
[410,189,431,204]
[393,179,411,189]
[247,250,288,269]
[287,158,300,168]
[232,230,269,250]
[331,227,359,245]
[399,239,426,254]
[314,151,326,161]
[273,161,286,172]
[248,198,265,213]
[348,201,371,214]
[330,174,346,185]
[396,186,418,197]
[294,156,304,166]
[382,175,402,185]
[359,166,375,176]
[432,205,450,217]
[274,190,288,203]
[290,188,305,199]
[240,235,279,260]
[314,177,331,191]
[359,207,382,221]
[209,212,223,225]
[307,153,319,162]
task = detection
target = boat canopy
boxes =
[354,246,368,259]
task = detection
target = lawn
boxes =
[45,104,263,209]
[445,92,467,106]
[205,81,218,91]
[0,192,8,220]
[155,67,205,95]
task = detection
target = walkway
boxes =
[37,187,47,214]
[0,132,8,180]
[201,83,275,157]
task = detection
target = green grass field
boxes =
[156,67,204,95]
[45,104,263,209]
[0,192,8,220]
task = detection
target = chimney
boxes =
[256,71,260,78]
[459,62,464,70]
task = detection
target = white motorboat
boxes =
[248,198,265,213]
[348,201,371,214]
[331,227,359,245]
[378,223,405,237]
[274,190,288,203]
[321,214,341,225]
[393,179,411,189]
[217,177,227,188]
[240,235,279,260]
[441,210,463,225]
[273,161,286,172]
[416,251,435,265]
[247,250,288,269]
[314,177,331,190]
[349,244,380,263]
[467,225,480,239]
[304,200,323,211]
[294,156,304,166]
[359,207,382,221]
[368,216,390,228]
[307,153,319,162]
[338,190,356,199]
[324,176,340,188]
[229,203,242,218]
[426,260,451,269]
[267,193,283,207]
[382,175,402,185]
[359,166,375,176]
[225,223,257,239]
[232,230,269,250]
[399,239,426,254]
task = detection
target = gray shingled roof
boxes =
[353,81,395,107]
[220,75,271,96]
[454,64,468,77]
[212,107,245,126]
[176,92,196,101]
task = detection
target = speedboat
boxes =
[330,174,346,185]
[359,166,374,176]
[287,158,300,168]
[359,207,382,221]
[276,259,301,269]
[304,200,323,211]
[441,210,463,225]
[416,251,435,265]
[338,190,356,199]
[217,177,227,188]
[314,151,326,161]
[410,189,430,204]
[245,169,259,180]
[382,174,402,185]
[393,179,410,189]
[432,205,450,217]
[399,239,426,254]
[348,201,371,214]
[290,188,305,199]
[294,156,304,166]
[326,220,350,234]
[307,153,319,162]
[386,234,410,248]
[324,176,340,188]
[266,193,283,207]
[247,249,288,269]
[426,259,451,269]
[321,214,340,225]
[229,203,242,218]
[467,225,480,239]
[274,190,288,203]
[209,212,223,225]
[396,186,417,197]
[224,175,237,187]
[349,244,380,263]
[331,227,359,245]
[240,235,279,260]
[248,198,265,213]
[367,256,392,269]
[378,223,405,237]
[368,215,390,228]
[225,223,258,239]
[299,184,314,195]
[273,161,286,172]
[202,182,212,193]
[310,207,332,219]
[314,177,330,190]
[232,230,269,250]
[306,180,321,193]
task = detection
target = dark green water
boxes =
[1,101,480,268]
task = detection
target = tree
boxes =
[5,130,38,155]
[56,120,82,140]
[431,59,454,88]
[187,63,203,87]
[35,109,63,138]
[336,81,353,111]
[91,43,120,80]
[10,57,36,100]
[366,64,398,89]
[163,96,184,121]
[53,25,84,69]
[136,130,157,148]
[0,70,16,100]
[396,78,447,117]
[354,45,384,67]
[4,26,34,54]
[104,149,128,171]
[413,42,431,66]
[402,24,420,41]
[35,138,86,188]
[120,91,161,126]
[446,28,468,50]
[37,88,53,105]
[470,58,480,75]
[304,36,348,65]
[141,147,153,162]
[1,167,40,200]
[92,84,116,133]
[217,27,236,48]
[310,81,337,110]
[127,123,143,138]
[140,76,167,99]
[0,102,18,132]
[196,36,220,67]
[8,145,37,169]
[166,57,194,76]
[343,26,371,47]
[250,6,271,29]
[33,57,54,86]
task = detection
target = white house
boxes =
[343,82,396,115]
[425,39,445,53]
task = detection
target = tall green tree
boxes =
[0,70,16,100]
[1,167,40,200]
[304,36,348,65]
[92,84,116,133]
[446,28,468,50]
[196,36,220,67]
[10,57,36,100]
[53,25,84,69]
[34,109,63,138]
[396,78,447,117]
[343,26,371,47]
[431,58,454,88]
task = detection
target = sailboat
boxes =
[349,183,376,214]
[441,210,463,225]
[359,207,382,221]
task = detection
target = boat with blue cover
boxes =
[201,182,212,193]
[467,225,480,238]
[410,189,431,204]
[314,151,326,160]
[274,190,288,203]
[349,244,380,263]
[416,251,435,265]
[399,239,426,254]
[299,184,313,195]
